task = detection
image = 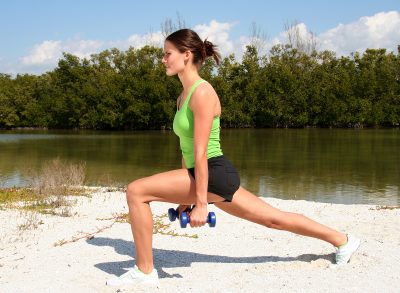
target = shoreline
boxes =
[2,126,400,132]
[1,185,398,207]
[0,188,399,292]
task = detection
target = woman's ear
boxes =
[184,50,191,63]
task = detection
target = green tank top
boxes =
[173,79,223,168]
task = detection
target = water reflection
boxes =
[222,129,399,205]
[0,129,399,205]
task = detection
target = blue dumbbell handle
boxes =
[168,206,216,228]
[180,211,216,228]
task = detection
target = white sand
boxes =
[1,189,399,293]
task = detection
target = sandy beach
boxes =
[1,188,399,293]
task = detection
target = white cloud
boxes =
[238,11,400,57]
[21,39,104,67]
[16,20,237,74]
[21,40,62,65]
[194,20,236,56]
[18,32,167,74]
[67,39,104,59]
[7,11,400,75]
[109,31,165,49]
[272,22,314,44]
[318,11,400,56]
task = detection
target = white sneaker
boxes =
[335,234,361,265]
[106,265,159,286]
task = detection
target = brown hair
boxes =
[166,29,221,66]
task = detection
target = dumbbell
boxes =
[168,207,216,228]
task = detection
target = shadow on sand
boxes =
[88,237,334,279]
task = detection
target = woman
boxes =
[106,29,360,286]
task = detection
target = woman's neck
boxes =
[178,66,202,91]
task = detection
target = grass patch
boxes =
[0,187,81,216]
[98,212,198,238]
[153,213,198,238]
[1,158,87,217]
[0,188,37,204]
[22,197,77,217]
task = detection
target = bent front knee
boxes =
[126,180,146,205]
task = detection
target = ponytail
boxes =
[203,39,221,65]
[166,29,221,66]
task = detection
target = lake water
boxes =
[0,129,399,205]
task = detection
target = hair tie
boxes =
[204,40,213,57]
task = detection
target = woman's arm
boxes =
[189,83,218,226]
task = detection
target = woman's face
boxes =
[162,40,187,76]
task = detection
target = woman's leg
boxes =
[126,169,225,273]
[214,186,347,247]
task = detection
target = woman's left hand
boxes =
[189,205,208,227]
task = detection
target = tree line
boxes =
[0,44,399,130]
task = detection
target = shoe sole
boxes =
[106,279,159,287]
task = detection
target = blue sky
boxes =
[1,0,399,74]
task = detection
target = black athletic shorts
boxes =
[187,155,240,202]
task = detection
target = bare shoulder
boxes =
[189,82,218,109]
